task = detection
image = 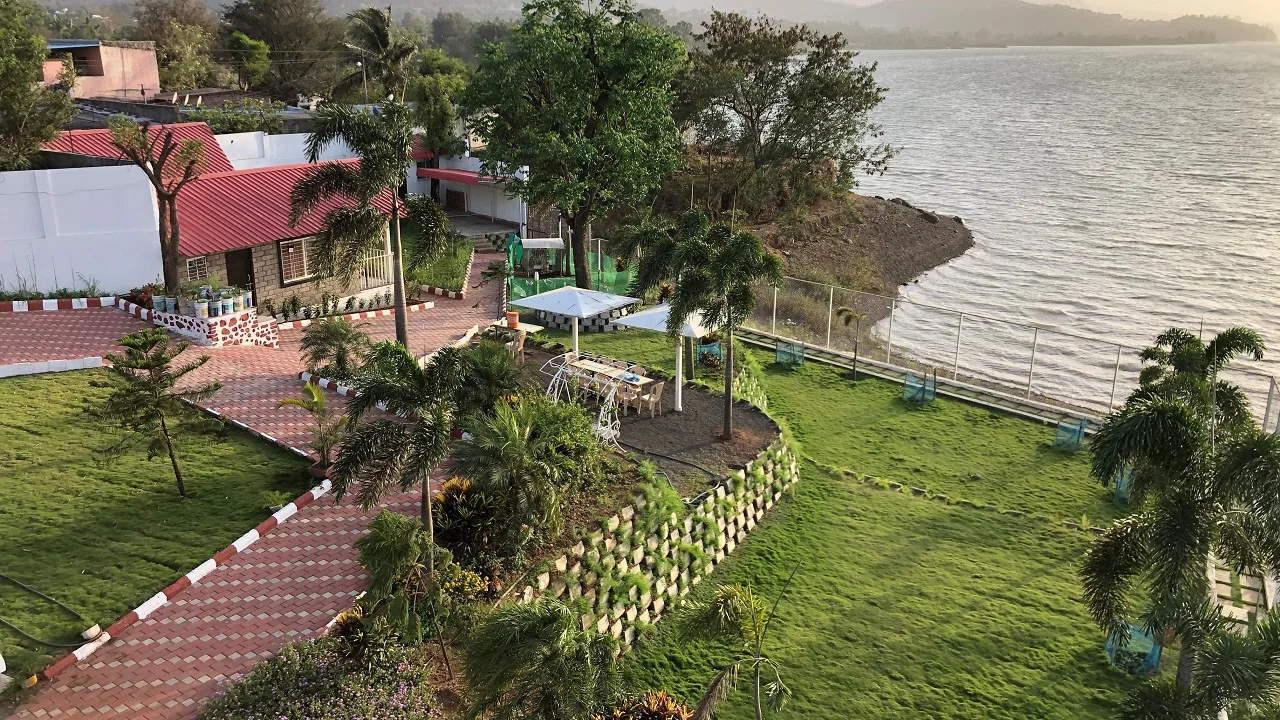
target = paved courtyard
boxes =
[8,250,505,719]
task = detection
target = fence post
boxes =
[1265,377,1277,434]
[771,286,778,336]
[885,300,895,363]
[952,313,964,380]
[1026,328,1039,399]
[1109,345,1122,408]
[826,285,834,349]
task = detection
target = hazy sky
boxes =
[1067,0,1280,25]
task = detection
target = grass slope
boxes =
[0,371,309,675]
[625,460,1138,719]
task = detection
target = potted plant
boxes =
[220,290,234,316]
[192,293,209,318]
[277,382,348,478]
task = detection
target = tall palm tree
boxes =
[299,316,370,381]
[1081,326,1280,695]
[622,210,782,440]
[680,574,797,720]
[290,102,417,346]
[335,6,418,102]
[332,341,465,580]
[464,598,621,720]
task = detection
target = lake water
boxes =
[856,43,1280,416]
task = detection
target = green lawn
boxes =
[0,371,309,676]
[407,237,472,293]
[553,326,1141,717]
[624,460,1140,720]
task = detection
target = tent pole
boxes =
[675,339,683,412]
[572,316,580,354]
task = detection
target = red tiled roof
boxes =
[42,122,235,174]
[176,160,396,257]
[415,167,504,184]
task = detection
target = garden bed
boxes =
[0,370,310,677]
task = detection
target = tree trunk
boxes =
[569,215,591,289]
[428,155,440,202]
[157,196,182,295]
[1176,635,1196,691]
[159,414,186,498]
[389,195,410,347]
[421,477,435,581]
[752,660,764,720]
[723,326,735,441]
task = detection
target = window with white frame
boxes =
[186,256,208,282]
[279,238,315,284]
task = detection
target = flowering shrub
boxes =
[197,636,436,720]
[594,690,694,720]
[124,282,163,309]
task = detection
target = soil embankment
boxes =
[751,192,973,298]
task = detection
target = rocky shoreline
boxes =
[751,192,974,299]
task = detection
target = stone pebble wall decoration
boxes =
[153,309,279,349]
[518,438,799,647]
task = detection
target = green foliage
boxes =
[454,340,521,420]
[157,20,216,90]
[299,316,371,381]
[336,6,418,101]
[196,634,435,719]
[677,12,894,216]
[0,0,74,170]
[429,11,512,68]
[464,0,684,287]
[594,690,696,720]
[402,195,458,274]
[455,392,609,542]
[225,30,270,89]
[433,476,516,575]
[464,598,622,720]
[637,462,685,531]
[221,0,345,101]
[87,328,222,497]
[410,48,468,159]
[405,229,470,292]
[276,381,348,466]
[185,97,285,134]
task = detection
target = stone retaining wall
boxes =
[518,438,799,646]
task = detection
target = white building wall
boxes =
[216,132,357,170]
[0,165,163,295]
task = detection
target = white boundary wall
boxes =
[216,132,357,170]
[0,165,163,295]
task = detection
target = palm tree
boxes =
[452,399,563,537]
[455,340,521,420]
[335,6,418,102]
[290,101,419,347]
[680,573,797,720]
[88,328,222,497]
[1081,326,1280,694]
[623,210,782,440]
[277,382,348,470]
[299,316,370,381]
[332,341,465,580]
[464,598,622,720]
[835,306,868,380]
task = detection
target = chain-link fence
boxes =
[749,276,1280,429]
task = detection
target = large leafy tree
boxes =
[108,115,207,294]
[0,0,75,171]
[335,6,418,102]
[290,102,420,346]
[332,342,464,580]
[222,0,344,100]
[410,49,468,201]
[224,31,270,90]
[157,21,215,90]
[679,12,895,213]
[131,0,219,51]
[88,328,222,498]
[464,598,622,720]
[620,209,781,439]
[1081,327,1280,698]
[464,0,685,288]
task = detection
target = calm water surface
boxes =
[858,43,1280,411]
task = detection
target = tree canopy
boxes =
[678,12,895,215]
[224,30,270,90]
[0,0,75,171]
[222,0,344,100]
[464,0,685,288]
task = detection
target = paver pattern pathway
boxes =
[11,251,505,719]
[0,309,151,366]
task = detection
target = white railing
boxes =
[360,246,391,291]
[750,276,1280,431]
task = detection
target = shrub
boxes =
[455,340,521,420]
[637,462,684,531]
[197,636,434,719]
[594,690,694,720]
[434,476,518,575]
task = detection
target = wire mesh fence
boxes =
[749,276,1280,428]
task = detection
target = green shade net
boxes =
[1105,625,1162,675]
[1053,420,1088,451]
[776,340,805,366]
[506,238,636,301]
[903,371,937,405]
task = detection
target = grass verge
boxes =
[407,236,472,293]
[624,459,1139,719]
[0,370,310,676]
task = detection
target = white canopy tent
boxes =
[613,303,712,412]
[508,286,638,353]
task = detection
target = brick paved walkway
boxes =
[12,251,505,719]
[0,309,151,366]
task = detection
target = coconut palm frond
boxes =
[1090,394,1204,487]
[1206,327,1266,371]
[690,663,741,720]
[330,417,410,509]
[1080,516,1150,640]
[289,160,368,224]
[299,317,371,379]
[306,204,389,286]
